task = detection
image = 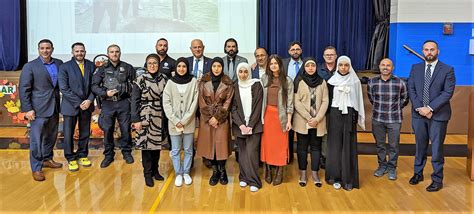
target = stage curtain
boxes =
[0,0,21,71]
[259,0,375,70]
[366,0,390,71]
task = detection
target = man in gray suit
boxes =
[20,39,64,181]
[222,38,248,82]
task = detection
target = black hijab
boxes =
[171,57,193,84]
[209,57,224,91]
[145,53,162,81]
[294,57,324,93]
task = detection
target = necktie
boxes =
[423,64,432,106]
[194,59,200,77]
[295,61,300,78]
[229,58,234,80]
[79,63,85,77]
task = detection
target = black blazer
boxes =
[231,82,264,137]
[186,56,212,76]
[58,58,96,116]
[19,57,63,117]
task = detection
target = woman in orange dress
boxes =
[260,55,294,186]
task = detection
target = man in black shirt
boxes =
[155,38,176,78]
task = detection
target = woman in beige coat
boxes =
[196,57,234,186]
[293,58,329,187]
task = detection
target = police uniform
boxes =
[92,61,136,163]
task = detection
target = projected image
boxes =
[74,0,219,33]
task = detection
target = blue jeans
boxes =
[170,133,194,175]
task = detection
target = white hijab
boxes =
[327,56,365,130]
[236,62,260,125]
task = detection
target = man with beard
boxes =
[282,41,303,81]
[282,41,304,164]
[187,39,212,79]
[368,58,408,181]
[251,47,268,79]
[92,44,136,168]
[20,39,63,181]
[222,38,248,82]
[154,38,176,78]
[407,40,455,192]
[58,42,95,171]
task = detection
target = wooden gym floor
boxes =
[0,127,471,213]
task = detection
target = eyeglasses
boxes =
[324,54,336,57]
[147,62,159,66]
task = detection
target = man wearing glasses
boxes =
[282,41,303,81]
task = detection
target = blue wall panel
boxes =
[389,23,473,85]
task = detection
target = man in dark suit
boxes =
[251,47,268,79]
[19,39,64,181]
[222,38,248,82]
[281,41,304,164]
[187,39,212,79]
[407,40,456,192]
[58,42,95,172]
[281,41,303,81]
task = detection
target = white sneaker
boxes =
[333,182,341,190]
[239,181,248,187]
[175,175,183,187]
[183,174,192,185]
[250,186,259,192]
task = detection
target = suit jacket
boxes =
[186,56,212,76]
[408,60,455,122]
[231,82,264,137]
[222,55,248,81]
[19,57,63,117]
[282,57,303,80]
[58,58,96,116]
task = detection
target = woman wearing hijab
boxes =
[293,58,329,187]
[325,56,365,191]
[131,54,168,187]
[260,55,294,186]
[231,62,264,192]
[196,57,234,186]
[163,57,199,187]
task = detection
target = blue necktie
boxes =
[194,59,200,77]
[294,61,300,78]
[423,64,432,106]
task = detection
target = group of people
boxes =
[19,37,455,193]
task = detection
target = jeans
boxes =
[170,133,194,175]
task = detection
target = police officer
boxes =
[148,38,176,79]
[92,44,136,168]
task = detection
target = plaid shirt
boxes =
[367,75,409,123]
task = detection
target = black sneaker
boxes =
[123,153,134,164]
[100,157,114,168]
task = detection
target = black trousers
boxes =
[141,150,161,178]
[288,129,295,160]
[99,100,132,158]
[296,129,322,171]
[63,110,92,161]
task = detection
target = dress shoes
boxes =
[43,159,63,168]
[409,174,424,185]
[426,182,443,192]
[32,171,45,181]
[100,157,114,168]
